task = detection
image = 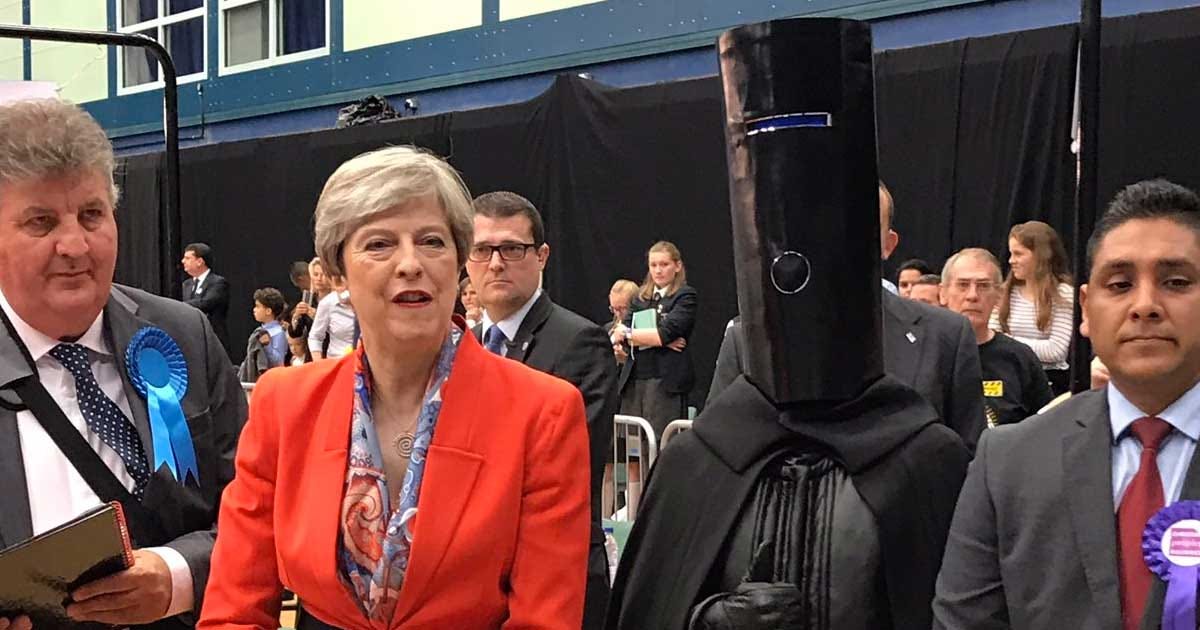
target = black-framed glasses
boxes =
[468,243,538,263]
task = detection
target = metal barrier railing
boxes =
[609,414,657,522]
[660,419,693,451]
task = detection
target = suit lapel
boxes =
[1062,392,1123,628]
[0,406,32,548]
[102,290,155,457]
[506,293,552,364]
[392,332,486,626]
[0,308,36,547]
[882,292,924,386]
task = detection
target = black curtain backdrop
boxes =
[1097,7,1200,207]
[876,38,966,271]
[115,9,1186,407]
[877,23,1078,279]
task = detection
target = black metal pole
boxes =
[1071,0,1101,393]
[0,25,181,299]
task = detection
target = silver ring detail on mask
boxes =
[770,251,811,295]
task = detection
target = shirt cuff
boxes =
[145,546,194,617]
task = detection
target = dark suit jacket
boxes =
[183,272,231,356]
[618,285,698,395]
[473,293,618,629]
[0,285,247,629]
[708,293,985,451]
[933,388,1200,629]
[881,290,985,452]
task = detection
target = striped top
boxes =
[989,282,1074,370]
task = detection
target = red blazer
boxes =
[199,327,591,630]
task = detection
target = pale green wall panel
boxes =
[344,0,481,51]
[29,0,108,103]
[500,0,605,21]
[0,1,23,81]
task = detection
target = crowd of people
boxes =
[1,92,1199,630]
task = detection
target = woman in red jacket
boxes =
[199,147,591,630]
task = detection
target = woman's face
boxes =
[342,194,459,352]
[460,282,479,311]
[648,251,681,288]
[1008,238,1035,282]
[309,262,330,293]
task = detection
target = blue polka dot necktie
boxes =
[49,343,151,498]
[484,326,508,355]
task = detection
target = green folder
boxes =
[631,308,657,331]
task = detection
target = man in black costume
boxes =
[605,19,970,630]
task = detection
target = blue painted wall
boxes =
[102,0,1200,154]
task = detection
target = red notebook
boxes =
[0,501,133,629]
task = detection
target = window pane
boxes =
[168,0,204,14]
[123,29,159,87]
[278,0,325,55]
[122,0,157,26]
[226,1,268,66]
[166,17,203,76]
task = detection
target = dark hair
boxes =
[253,287,286,318]
[897,258,934,277]
[288,261,310,284]
[915,273,941,286]
[471,191,545,246]
[1086,178,1200,275]
[185,242,213,267]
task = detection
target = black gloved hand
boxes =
[687,581,805,630]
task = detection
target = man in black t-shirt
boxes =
[941,248,1054,426]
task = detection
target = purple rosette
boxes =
[1144,501,1200,630]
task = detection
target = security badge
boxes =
[983,380,1004,398]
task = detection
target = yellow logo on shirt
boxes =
[983,380,1004,398]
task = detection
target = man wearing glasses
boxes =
[940,248,1053,426]
[466,191,618,630]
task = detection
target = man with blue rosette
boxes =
[934,179,1200,630]
[0,99,246,630]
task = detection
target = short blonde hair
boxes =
[0,99,118,204]
[609,279,638,299]
[314,146,474,276]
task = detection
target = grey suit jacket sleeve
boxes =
[946,316,986,453]
[164,310,248,615]
[933,428,1010,629]
[707,322,741,404]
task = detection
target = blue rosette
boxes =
[1143,501,1200,630]
[124,327,199,486]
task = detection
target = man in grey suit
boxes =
[0,100,245,630]
[466,191,618,630]
[934,179,1200,630]
[709,183,985,451]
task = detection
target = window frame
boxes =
[217,0,330,76]
[116,0,208,95]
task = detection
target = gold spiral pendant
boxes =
[394,432,415,458]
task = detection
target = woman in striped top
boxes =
[990,221,1075,395]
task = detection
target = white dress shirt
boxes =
[1110,379,1200,509]
[308,290,357,357]
[190,268,211,295]
[0,290,194,615]
[480,288,542,358]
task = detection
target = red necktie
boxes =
[1118,416,1174,630]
